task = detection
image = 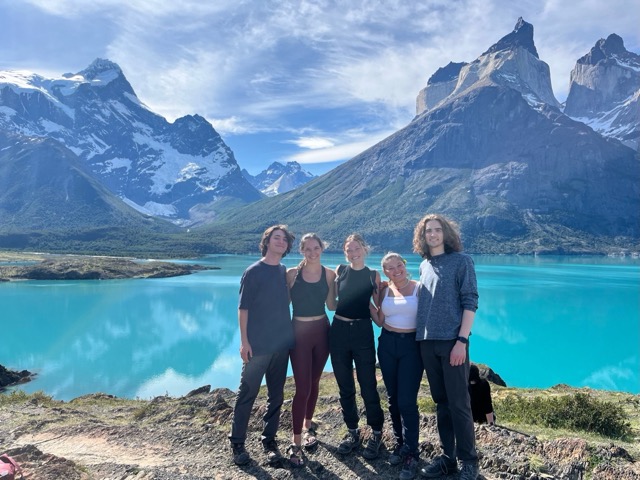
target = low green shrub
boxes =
[496,392,632,439]
[0,390,55,407]
[418,396,436,414]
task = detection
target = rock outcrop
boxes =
[564,34,640,151]
[0,365,33,389]
[0,374,637,480]
[416,18,560,116]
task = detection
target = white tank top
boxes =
[381,283,419,330]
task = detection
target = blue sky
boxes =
[1,1,638,175]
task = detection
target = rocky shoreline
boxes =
[0,254,217,281]
[0,365,638,480]
[0,365,33,390]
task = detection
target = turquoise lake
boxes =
[2,254,639,400]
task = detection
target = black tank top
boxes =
[290,267,329,317]
[335,266,375,319]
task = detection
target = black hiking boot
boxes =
[231,443,250,466]
[362,431,383,459]
[337,428,360,454]
[262,438,283,466]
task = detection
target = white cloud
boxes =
[207,116,258,135]
[287,137,335,150]
[285,130,395,164]
[6,0,640,171]
[581,357,638,392]
[17,0,639,117]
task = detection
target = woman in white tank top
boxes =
[377,253,424,477]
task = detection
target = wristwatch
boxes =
[456,336,469,344]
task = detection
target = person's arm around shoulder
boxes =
[325,267,337,311]
[286,267,298,291]
[376,283,387,327]
[370,270,383,327]
[238,308,252,363]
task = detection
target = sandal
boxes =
[287,444,305,468]
[302,427,318,449]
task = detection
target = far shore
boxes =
[0,251,218,281]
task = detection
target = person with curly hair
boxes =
[412,214,480,480]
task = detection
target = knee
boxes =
[294,381,313,399]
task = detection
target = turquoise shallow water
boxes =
[2,254,638,400]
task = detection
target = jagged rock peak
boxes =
[578,34,629,65]
[282,161,304,171]
[76,58,123,80]
[482,17,538,58]
[427,62,467,85]
[174,114,212,129]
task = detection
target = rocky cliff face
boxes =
[417,18,560,116]
[0,59,261,226]
[564,34,640,151]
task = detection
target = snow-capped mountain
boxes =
[242,161,315,196]
[0,130,178,233]
[417,17,560,115]
[0,58,261,226]
[564,34,640,151]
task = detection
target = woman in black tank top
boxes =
[330,233,385,459]
[286,233,336,466]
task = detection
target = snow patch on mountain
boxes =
[0,58,262,225]
[242,161,315,196]
[564,34,640,150]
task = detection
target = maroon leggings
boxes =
[290,316,330,435]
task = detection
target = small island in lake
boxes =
[0,254,217,281]
[0,364,34,389]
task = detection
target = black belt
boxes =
[335,315,369,322]
[382,328,416,338]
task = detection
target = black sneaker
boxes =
[362,432,383,460]
[231,442,250,466]
[337,429,360,454]
[262,438,283,465]
[459,462,479,480]
[419,454,458,478]
[389,443,408,466]
[399,453,420,480]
